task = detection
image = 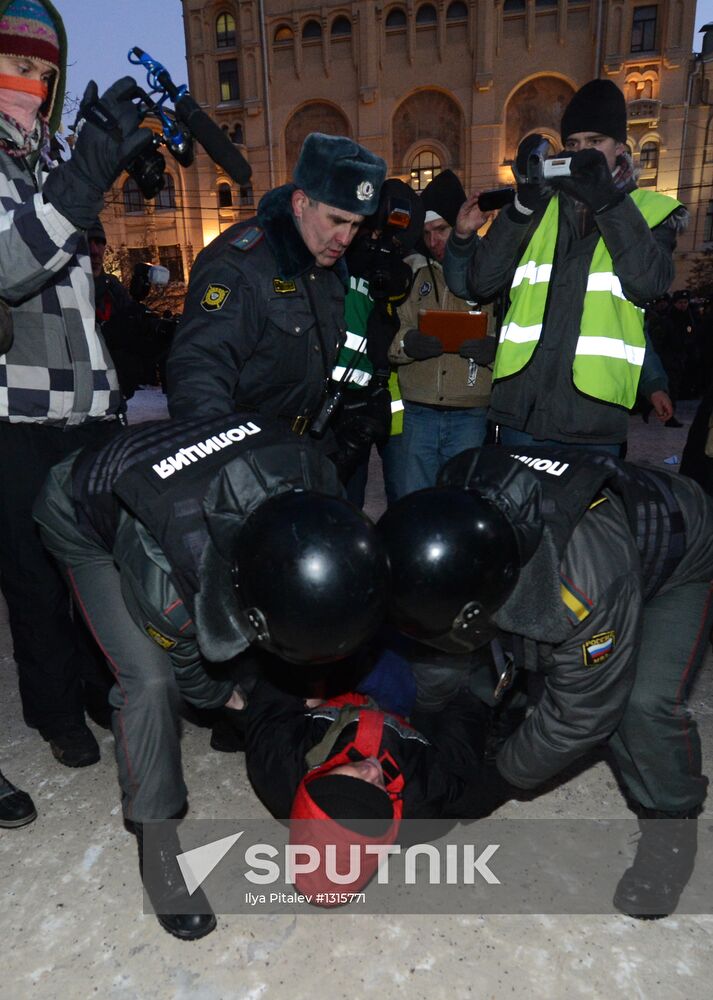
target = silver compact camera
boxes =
[525,137,572,184]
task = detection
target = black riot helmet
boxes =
[232,491,390,664]
[377,487,521,647]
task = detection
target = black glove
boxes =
[512,133,550,214]
[458,337,497,364]
[43,77,155,229]
[555,148,624,214]
[402,329,444,360]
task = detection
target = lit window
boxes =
[640,141,659,170]
[216,12,236,48]
[631,5,657,53]
[410,150,442,192]
[274,25,294,45]
[218,60,239,102]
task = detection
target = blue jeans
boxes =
[395,402,489,498]
[498,426,622,457]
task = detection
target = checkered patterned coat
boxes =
[0,147,121,425]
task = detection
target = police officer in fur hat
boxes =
[167,132,387,452]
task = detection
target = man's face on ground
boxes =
[563,131,625,172]
[423,217,452,263]
[291,191,363,266]
[88,237,107,278]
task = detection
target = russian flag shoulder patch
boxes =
[582,630,616,667]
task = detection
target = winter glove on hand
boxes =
[402,329,444,360]
[44,77,156,229]
[555,148,624,214]
[512,133,550,214]
[458,337,497,364]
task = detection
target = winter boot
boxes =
[134,819,217,940]
[613,806,700,920]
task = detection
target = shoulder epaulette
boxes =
[231,226,264,251]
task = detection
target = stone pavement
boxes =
[1,389,711,1000]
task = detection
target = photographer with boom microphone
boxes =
[0,0,157,769]
[444,79,685,453]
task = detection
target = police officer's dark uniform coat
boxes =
[438,446,713,814]
[33,414,345,821]
[166,184,348,426]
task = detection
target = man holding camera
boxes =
[167,133,386,452]
[388,170,496,497]
[444,79,685,452]
[0,0,155,767]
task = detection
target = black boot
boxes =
[613,806,699,920]
[134,819,217,940]
[0,769,37,828]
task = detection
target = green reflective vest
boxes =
[493,188,680,408]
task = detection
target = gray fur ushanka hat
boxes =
[293,132,386,215]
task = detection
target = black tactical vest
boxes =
[71,413,338,609]
[440,445,686,600]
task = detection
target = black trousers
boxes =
[0,419,120,735]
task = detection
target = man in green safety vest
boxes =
[444,79,685,453]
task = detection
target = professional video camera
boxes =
[524,135,572,184]
[119,48,252,199]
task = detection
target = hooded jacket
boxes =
[0,0,120,426]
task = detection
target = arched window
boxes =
[302,19,322,41]
[331,16,352,38]
[640,141,659,170]
[231,123,244,145]
[273,24,294,45]
[216,12,236,48]
[155,173,176,210]
[386,8,407,29]
[446,2,468,20]
[123,177,145,214]
[416,4,437,25]
[217,182,233,209]
[410,150,442,192]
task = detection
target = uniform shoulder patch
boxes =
[231,226,264,251]
[582,630,616,667]
[419,280,432,296]
[145,623,177,650]
[201,283,231,312]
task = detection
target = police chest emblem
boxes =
[419,280,432,296]
[356,180,374,202]
[273,277,297,294]
[201,283,231,312]
[582,631,615,667]
[145,623,177,650]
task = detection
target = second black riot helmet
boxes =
[377,487,521,645]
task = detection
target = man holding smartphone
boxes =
[388,169,497,497]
